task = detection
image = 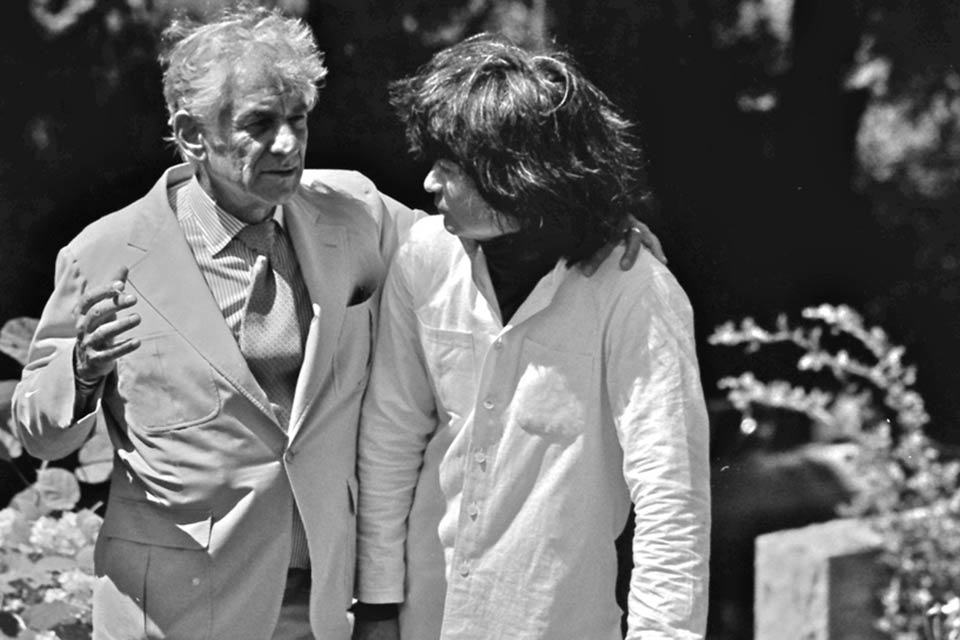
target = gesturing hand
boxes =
[74,266,142,383]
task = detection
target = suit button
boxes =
[284,450,295,462]
[458,562,470,577]
[493,338,503,350]
[482,398,495,410]
[473,451,487,464]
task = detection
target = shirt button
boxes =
[191,577,201,586]
[458,562,470,577]
[473,451,487,464]
[482,398,495,410]
[467,503,479,519]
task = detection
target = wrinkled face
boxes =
[422,160,519,240]
[199,66,310,223]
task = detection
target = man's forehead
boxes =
[226,65,310,113]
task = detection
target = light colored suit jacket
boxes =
[13,164,419,639]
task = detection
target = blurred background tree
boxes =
[1,1,959,638]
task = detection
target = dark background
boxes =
[2,1,959,637]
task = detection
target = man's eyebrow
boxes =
[235,108,275,124]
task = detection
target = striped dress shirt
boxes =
[168,175,312,568]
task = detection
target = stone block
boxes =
[755,518,887,640]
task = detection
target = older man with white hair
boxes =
[13,7,417,638]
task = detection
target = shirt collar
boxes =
[182,177,284,255]
[460,235,571,327]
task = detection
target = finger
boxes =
[620,231,643,270]
[643,229,667,264]
[78,279,130,315]
[83,313,142,348]
[79,292,138,334]
[82,337,142,369]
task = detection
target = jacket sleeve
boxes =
[605,272,711,640]
[355,243,438,604]
[13,246,106,460]
[376,191,425,267]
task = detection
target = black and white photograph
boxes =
[0,1,958,639]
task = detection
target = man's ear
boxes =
[172,110,207,162]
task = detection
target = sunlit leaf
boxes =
[0,317,39,367]
[32,555,78,573]
[74,547,94,573]
[10,487,45,520]
[0,381,20,461]
[33,469,80,513]
[21,601,82,631]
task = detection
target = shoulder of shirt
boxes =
[397,215,458,258]
[588,250,694,321]
[389,216,461,290]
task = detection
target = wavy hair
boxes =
[390,33,647,263]
[159,4,326,148]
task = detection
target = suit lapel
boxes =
[124,166,275,421]
[285,196,348,438]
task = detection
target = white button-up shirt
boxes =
[357,216,711,639]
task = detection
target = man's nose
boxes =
[271,123,300,155]
[423,165,442,193]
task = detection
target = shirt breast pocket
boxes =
[115,332,221,432]
[418,323,476,420]
[506,338,595,443]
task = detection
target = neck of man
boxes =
[477,226,575,324]
[195,168,275,225]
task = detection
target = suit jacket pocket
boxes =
[115,332,221,432]
[336,296,374,394]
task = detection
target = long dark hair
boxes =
[390,33,648,264]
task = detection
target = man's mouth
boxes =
[263,166,298,176]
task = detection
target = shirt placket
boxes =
[449,323,511,584]
[443,247,569,635]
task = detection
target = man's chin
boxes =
[257,177,301,203]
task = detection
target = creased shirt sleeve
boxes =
[356,245,439,603]
[605,277,712,640]
[13,247,105,460]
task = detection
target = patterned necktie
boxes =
[237,218,306,430]
[237,218,313,569]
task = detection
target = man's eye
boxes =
[289,114,308,127]
[436,159,461,175]
[243,121,268,134]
